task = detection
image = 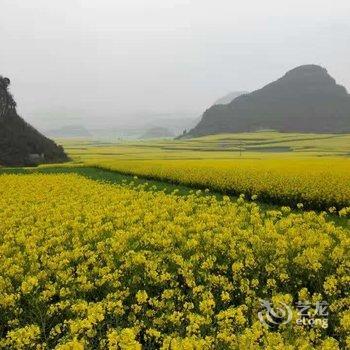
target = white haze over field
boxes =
[1,0,350,134]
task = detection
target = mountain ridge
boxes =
[213,91,249,105]
[185,65,350,137]
[0,76,69,166]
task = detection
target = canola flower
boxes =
[86,158,350,210]
[0,174,349,349]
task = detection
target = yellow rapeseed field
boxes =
[0,174,349,349]
[87,158,350,210]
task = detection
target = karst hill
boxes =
[0,76,68,166]
[185,65,350,137]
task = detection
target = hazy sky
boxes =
[1,0,350,128]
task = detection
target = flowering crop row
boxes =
[0,174,349,349]
[87,158,350,210]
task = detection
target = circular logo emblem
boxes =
[258,299,292,328]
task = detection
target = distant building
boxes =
[27,153,45,165]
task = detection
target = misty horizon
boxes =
[1,0,350,131]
